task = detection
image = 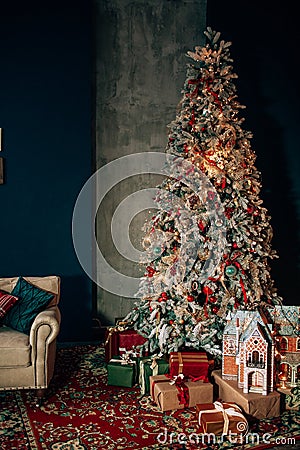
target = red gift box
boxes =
[105,328,147,362]
[169,351,209,380]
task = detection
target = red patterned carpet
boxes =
[0,343,300,449]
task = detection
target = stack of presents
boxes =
[105,306,300,435]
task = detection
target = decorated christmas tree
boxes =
[124,28,282,358]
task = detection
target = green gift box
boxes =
[139,357,169,395]
[107,356,136,387]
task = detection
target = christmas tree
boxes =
[124,28,282,358]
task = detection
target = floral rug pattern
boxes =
[0,344,300,449]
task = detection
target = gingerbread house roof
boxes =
[270,306,300,337]
[223,309,270,337]
[240,319,273,344]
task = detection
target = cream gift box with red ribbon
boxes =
[150,374,213,412]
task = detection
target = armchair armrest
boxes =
[29,306,61,347]
[29,306,61,388]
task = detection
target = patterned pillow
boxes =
[0,290,19,320]
[3,277,54,334]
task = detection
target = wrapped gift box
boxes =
[150,374,213,412]
[212,370,281,419]
[197,401,248,435]
[169,351,209,379]
[139,357,169,395]
[107,356,136,387]
[277,386,300,411]
[105,328,148,362]
[119,329,147,355]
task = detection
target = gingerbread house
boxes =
[222,306,300,395]
[222,309,274,395]
[270,306,300,387]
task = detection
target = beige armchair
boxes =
[0,276,61,405]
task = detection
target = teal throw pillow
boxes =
[3,277,54,334]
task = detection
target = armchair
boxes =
[0,276,61,405]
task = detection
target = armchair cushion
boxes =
[0,290,19,320]
[3,277,54,334]
[0,326,30,367]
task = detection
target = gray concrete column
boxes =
[94,0,207,324]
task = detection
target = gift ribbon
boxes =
[189,374,208,383]
[198,401,247,435]
[187,77,223,113]
[104,322,132,346]
[109,354,136,365]
[119,347,140,358]
[192,144,225,174]
[152,375,190,409]
[169,374,190,407]
[178,352,183,374]
[105,327,116,346]
[139,357,159,395]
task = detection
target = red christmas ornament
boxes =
[232,242,238,249]
[169,320,174,325]
[161,292,168,299]
[158,297,163,302]
[146,266,155,277]
[187,294,194,302]
[212,305,219,314]
[210,296,217,303]
[198,220,205,231]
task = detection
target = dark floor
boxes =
[272,446,300,450]
[267,443,300,450]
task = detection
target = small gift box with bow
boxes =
[105,327,148,363]
[150,374,213,412]
[107,354,137,387]
[197,401,248,436]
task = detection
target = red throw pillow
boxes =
[0,290,19,320]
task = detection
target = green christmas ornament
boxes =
[153,246,161,255]
[225,265,237,277]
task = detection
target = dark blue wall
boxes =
[207,1,300,306]
[0,1,93,340]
